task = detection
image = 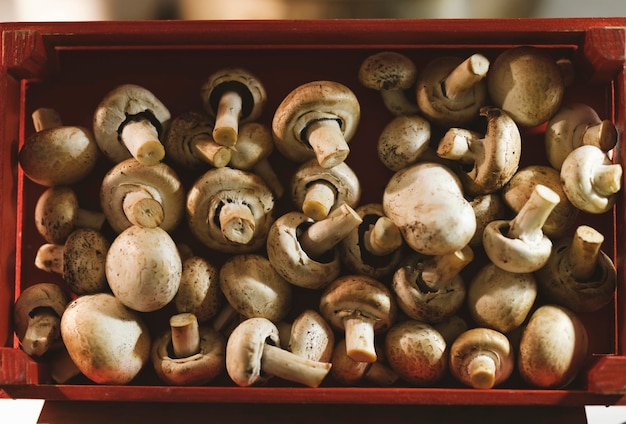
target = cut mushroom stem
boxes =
[32,108,63,132]
[192,134,232,168]
[213,90,243,147]
[22,308,61,357]
[302,180,337,220]
[219,202,256,244]
[261,343,332,388]
[592,163,623,196]
[170,313,201,358]
[122,189,164,228]
[342,312,378,363]
[211,303,240,334]
[583,119,618,152]
[35,243,64,274]
[120,118,165,166]
[420,245,475,289]
[443,54,490,100]
[568,225,605,282]
[363,216,403,256]
[507,184,560,242]
[306,119,350,169]
[299,203,363,259]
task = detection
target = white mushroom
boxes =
[287,309,335,363]
[174,255,223,323]
[376,114,431,172]
[468,193,508,247]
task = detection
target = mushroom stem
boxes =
[299,203,363,259]
[211,304,240,334]
[363,216,403,256]
[465,353,498,390]
[22,308,61,357]
[34,243,64,274]
[170,313,201,358]
[421,245,474,288]
[592,163,623,196]
[122,189,165,228]
[252,159,285,199]
[120,119,165,166]
[302,180,337,221]
[343,312,377,363]
[74,208,107,231]
[219,202,256,244]
[507,184,560,243]
[32,108,63,131]
[443,54,490,100]
[582,119,618,152]
[191,134,232,168]
[365,361,400,386]
[567,225,605,282]
[213,90,242,147]
[436,128,481,165]
[261,343,331,388]
[305,119,350,169]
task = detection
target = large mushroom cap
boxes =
[62,228,111,295]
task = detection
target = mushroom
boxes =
[535,225,616,313]
[416,53,490,127]
[376,114,431,172]
[518,304,588,388]
[358,51,419,116]
[186,167,275,253]
[285,309,335,363]
[384,320,448,386]
[560,144,622,214]
[163,111,232,171]
[266,204,362,289]
[14,282,70,357]
[60,292,151,384]
[449,327,514,389]
[19,108,100,187]
[468,193,508,247]
[34,186,106,245]
[391,247,472,323]
[151,313,226,385]
[467,262,537,333]
[501,165,579,239]
[383,161,476,256]
[483,184,560,273]
[93,84,171,166]
[432,315,469,346]
[34,228,110,296]
[200,67,267,147]
[272,80,360,168]
[436,106,521,196]
[174,255,223,323]
[105,225,182,312]
[225,317,332,387]
[100,158,185,233]
[290,159,361,221]
[487,46,565,127]
[330,338,398,387]
[319,274,397,363]
[545,102,617,170]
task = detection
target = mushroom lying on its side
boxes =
[174,255,223,323]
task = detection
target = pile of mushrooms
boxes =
[13,43,622,393]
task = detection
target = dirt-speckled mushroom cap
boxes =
[63,228,110,295]
[377,115,431,172]
[174,256,222,323]
[289,309,335,363]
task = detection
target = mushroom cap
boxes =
[14,283,70,345]
[377,114,431,172]
[358,51,417,91]
[34,186,82,245]
[289,309,335,363]
[469,193,508,247]
[330,338,371,385]
[174,256,223,322]
[225,317,280,387]
[93,84,171,163]
[219,254,293,322]
[272,80,360,163]
[163,111,217,171]
[228,122,274,170]
[63,228,111,295]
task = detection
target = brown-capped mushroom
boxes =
[100,158,185,233]
[186,167,274,253]
[376,114,431,172]
[319,274,397,363]
[14,283,70,357]
[331,338,398,387]
[93,84,170,165]
[225,317,331,387]
[174,255,223,323]
[285,309,335,363]
[106,226,182,312]
[272,80,360,168]
[151,313,225,385]
[535,225,616,313]
[19,108,100,187]
[201,67,267,147]
[416,53,490,127]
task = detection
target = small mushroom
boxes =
[358,51,419,116]
[225,317,332,387]
[468,193,508,247]
[436,107,521,196]
[290,159,361,221]
[93,84,171,165]
[416,53,490,127]
[105,226,182,312]
[449,327,514,389]
[14,283,70,357]
[535,225,616,313]
[518,304,588,388]
[201,67,267,147]
[34,186,106,245]
[186,167,275,253]
[287,309,335,363]
[272,80,360,168]
[19,108,100,186]
[483,184,560,273]
[376,114,431,172]
[560,144,622,214]
[174,255,223,323]
[331,338,398,387]
[545,102,617,171]
[61,292,151,384]
[151,313,226,385]
[319,274,397,363]
[100,158,185,233]
[34,228,110,295]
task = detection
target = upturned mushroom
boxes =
[560,144,622,214]
[449,327,514,389]
[436,107,521,196]
[106,226,182,312]
[358,51,419,116]
[272,80,360,168]
[319,274,397,363]
[416,53,490,127]
[151,313,226,385]
[383,161,476,256]
[93,84,171,165]
[201,67,267,147]
[285,309,335,363]
[483,184,560,273]
[100,158,185,233]
[19,108,100,187]
[174,255,223,323]
[331,338,398,387]
[225,317,332,387]
[61,292,151,384]
[290,159,361,221]
[186,167,275,253]
[376,114,431,172]
[535,225,616,313]
[14,283,70,357]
